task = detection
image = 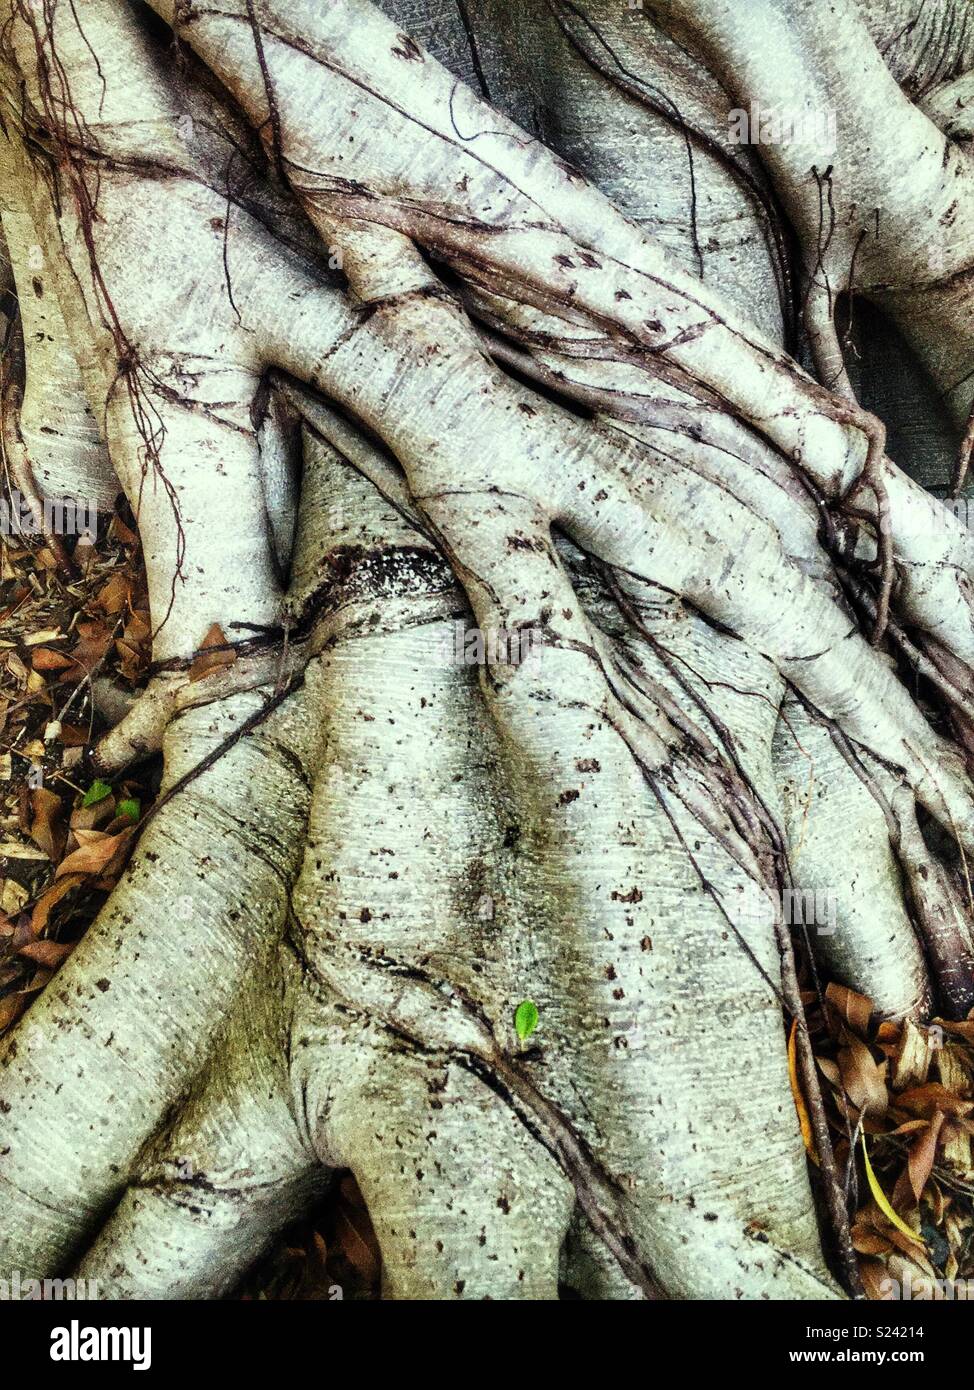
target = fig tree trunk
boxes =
[1,0,973,1301]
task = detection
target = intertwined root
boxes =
[3,445,843,1299]
[2,0,974,1300]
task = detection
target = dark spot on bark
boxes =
[612,887,643,904]
[640,936,653,952]
[704,1212,718,1222]
[576,758,600,773]
[497,1195,510,1213]
[503,824,520,848]
[517,402,537,415]
[554,254,574,268]
[32,277,43,298]
[615,289,632,301]
[558,789,579,805]
[606,965,617,980]
[454,1280,465,1295]
[95,978,111,992]
[360,908,372,923]
[392,33,423,61]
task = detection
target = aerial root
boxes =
[74,960,328,1300]
[0,379,78,578]
[803,279,856,403]
[828,402,894,645]
[951,400,974,498]
[891,788,974,1021]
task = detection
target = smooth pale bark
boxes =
[1,0,973,1300]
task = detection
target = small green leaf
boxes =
[514,999,539,1042]
[116,798,141,823]
[81,779,112,808]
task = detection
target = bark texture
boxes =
[1,0,973,1300]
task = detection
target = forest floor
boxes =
[1,502,972,1301]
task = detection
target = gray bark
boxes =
[1,0,973,1300]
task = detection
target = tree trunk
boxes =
[1,0,973,1300]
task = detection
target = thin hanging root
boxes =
[776,913,864,1299]
[646,762,856,1296]
[891,788,974,1020]
[831,402,893,644]
[810,696,974,1019]
[144,0,974,677]
[839,568,974,726]
[951,401,974,499]
[803,280,855,404]
[646,706,863,1294]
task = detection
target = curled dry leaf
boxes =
[825,982,874,1037]
[93,573,132,616]
[30,648,74,674]
[18,938,74,967]
[907,1112,945,1201]
[0,992,26,1033]
[55,828,134,881]
[860,1259,896,1300]
[188,623,238,684]
[897,1084,973,1120]
[29,787,66,859]
[938,1019,974,1044]
[839,1035,889,1118]
[68,619,113,673]
[30,874,87,936]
